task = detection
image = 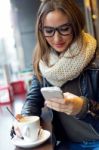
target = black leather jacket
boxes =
[21,50,99,142]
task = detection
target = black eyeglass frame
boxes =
[40,23,73,37]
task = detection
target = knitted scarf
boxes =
[39,32,97,87]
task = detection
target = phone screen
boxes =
[41,87,64,100]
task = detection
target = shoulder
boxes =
[31,74,51,87]
[31,74,43,88]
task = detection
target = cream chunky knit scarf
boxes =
[39,32,97,87]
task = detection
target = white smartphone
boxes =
[41,86,64,100]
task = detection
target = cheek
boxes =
[63,36,73,49]
[64,35,73,43]
[45,38,53,45]
[66,38,73,46]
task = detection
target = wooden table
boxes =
[0,104,54,150]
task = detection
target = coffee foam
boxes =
[19,116,39,123]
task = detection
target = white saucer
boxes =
[11,129,51,148]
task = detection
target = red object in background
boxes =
[0,85,13,105]
[11,80,27,95]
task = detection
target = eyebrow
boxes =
[43,23,71,28]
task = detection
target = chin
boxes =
[55,49,66,53]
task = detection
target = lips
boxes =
[54,42,65,48]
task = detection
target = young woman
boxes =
[21,0,99,149]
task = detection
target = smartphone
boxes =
[41,86,64,100]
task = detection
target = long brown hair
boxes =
[33,0,85,80]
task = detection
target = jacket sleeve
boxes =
[80,68,99,118]
[88,50,99,116]
[21,75,44,116]
[88,69,99,116]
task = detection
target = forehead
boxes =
[43,10,69,27]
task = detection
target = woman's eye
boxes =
[45,28,53,34]
[60,26,70,32]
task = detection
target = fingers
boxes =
[45,93,84,115]
[10,126,16,139]
[45,100,67,112]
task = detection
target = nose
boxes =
[53,31,62,42]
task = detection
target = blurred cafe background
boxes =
[0,0,99,106]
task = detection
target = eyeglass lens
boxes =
[42,23,72,37]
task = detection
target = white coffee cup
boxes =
[14,116,41,142]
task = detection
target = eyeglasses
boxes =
[41,23,72,37]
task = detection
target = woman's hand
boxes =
[45,92,84,115]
